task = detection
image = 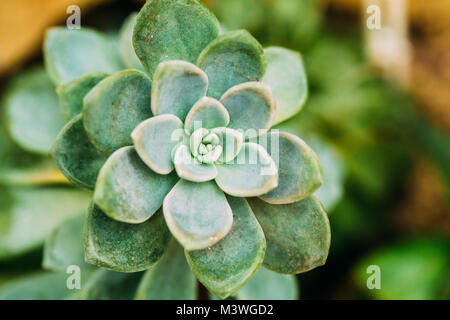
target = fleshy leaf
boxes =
[211,127,244,163]
[186,196,265,299]
[43,214,88,272]
[215,143,278,197]
[151,60,208,121]
[133,0,219,77]
[235,267,298,300]
[248,196,331,274]
[0,187,91,261]
[56,72,108,122]
[163,180,233,250]
[136,240,197,300]
[94,146,178,224]
[118,12,144,70]
[197,30,265,99]
[0,123,66,186]
[0,272,74,300]
[173,145,218,182]
[184,97,230,134]
[132,114,184,175]
[83,70,153,154]
[0,160,67,187]
[262,47,308,125]
[71,270,142,300]
[51,114,107,190]
[256,131,323,204]
[84,203,171,272]
[306,137,344,211]
[44,27,122,85]
[3,66,65,155]
[220,82,275,138]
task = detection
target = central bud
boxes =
[190,128,223,164]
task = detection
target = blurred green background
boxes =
[0,0,449,300]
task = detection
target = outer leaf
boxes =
[84,204,171,272]
[173,145,218,182]
[186,196,265,299]
[215,143,278,197]
[235,267,298,300]
[94,146,178,224]
[151,61,208,121]
[262,47,308,125]
[163,180,233,250]
[133,0,219,77]
[51,114,107,190]
[71,269,142,300]
[0,187,91,261]
[256,131,323,204]
[248,196,331,274]
[220,82,275,138]
[43,214,88,272]
[4,66,65,154]
[83,70,152,154]
[118,12,144,70]
[44,27,122,85]
[136,240,196,300]
[184,97,230,134]
[56,72,108,122]
[198,30,265,99]
[132,114,184,175]
[307,137,344,211]
[0,272,72,300]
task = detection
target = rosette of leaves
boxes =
[47,0,330,299]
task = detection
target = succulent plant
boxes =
[43,0,330,299]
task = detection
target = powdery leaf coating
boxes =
[94,146,178,224]
[83,70,153,155]
[51,114,107,190]
[133,0,219,77]
[184,97,230,134]
[136,240,196,300]
[220,81,275,138]
[262,47,308,125]
[132,114,184,175]
[256,131,323,204]
[186,196,265,299]
[56,72,108,122]
[173,145,218,182]
[215,143,278,197]
[151,60,208,121]
[84,203,171,273]
[163,179,233,250]
[248,196,331,274]
[198,30,266,99]
[4,67,65,155]
[44,27,122,85]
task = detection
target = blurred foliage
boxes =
[354,237,450,300]
[0,0,449,300]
